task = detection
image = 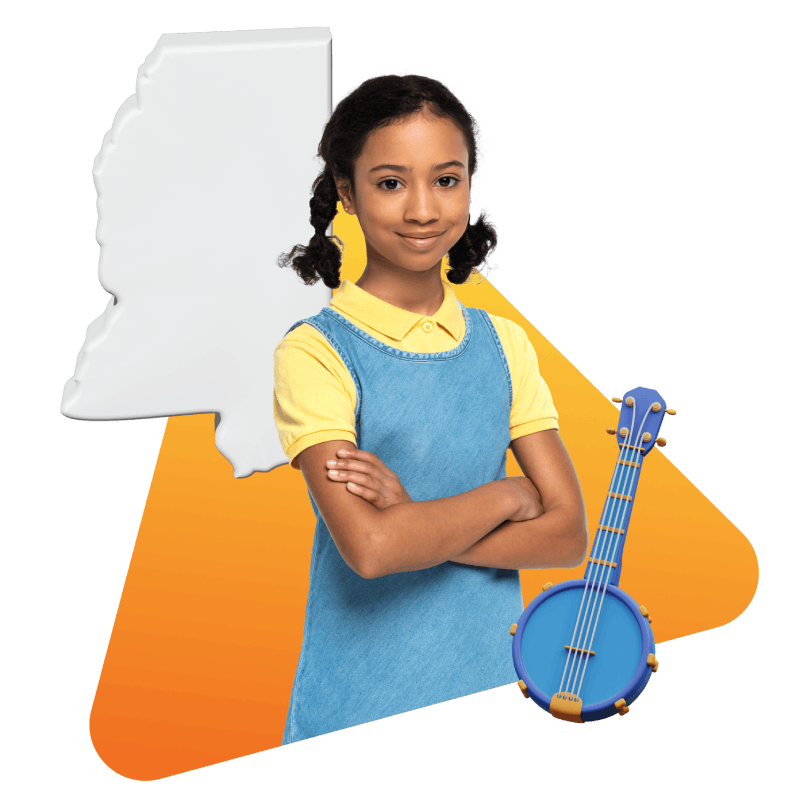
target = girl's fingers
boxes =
[334,448,362,461]
[346,481,379,503]
[328,470,379,496]
[337,448,366,459]
[331,461,373,476]
[328,468,379,493]
[335,448,387,472]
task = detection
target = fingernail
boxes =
[326,460,337,466]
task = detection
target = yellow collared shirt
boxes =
[273,279,558,469]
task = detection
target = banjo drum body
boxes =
[512,579,655,721]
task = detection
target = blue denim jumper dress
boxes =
[281,300,523,744]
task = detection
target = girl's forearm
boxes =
[448,504,589,570]
[366,480,518,578]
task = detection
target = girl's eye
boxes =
[378,176,461,191]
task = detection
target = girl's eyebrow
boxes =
[368,160,465,174]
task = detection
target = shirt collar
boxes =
[330,279,464,342]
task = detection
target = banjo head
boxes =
[512,579,655,721]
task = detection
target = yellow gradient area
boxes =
[91,206,758,779]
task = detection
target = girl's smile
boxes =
[397,231,445,249]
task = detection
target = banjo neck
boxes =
[582,388,673,588]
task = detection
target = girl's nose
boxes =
[404,186,439,225]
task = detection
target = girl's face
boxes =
[337,112,471,278]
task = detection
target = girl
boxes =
[273,74,588,744]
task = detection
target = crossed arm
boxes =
[448,430,589,569]
[297,429,589,578]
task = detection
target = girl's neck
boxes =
[354,263,446,317]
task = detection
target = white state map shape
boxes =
[61,27,332,478]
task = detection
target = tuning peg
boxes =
[607,428,616,435]
[656,437,667,447]
[666,409,677,415]
[612,397,623,403]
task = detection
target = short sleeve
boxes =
[487,314,559,439]
[273,324,358,470]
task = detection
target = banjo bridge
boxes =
[564,644,596,656]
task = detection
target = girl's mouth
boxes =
[398,232,444,249]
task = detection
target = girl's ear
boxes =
[334,179,353,211]
[337,187,352,211]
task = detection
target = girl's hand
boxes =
[326,448,413,511]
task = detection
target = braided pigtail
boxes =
[276,168,344,289]
[447,206,500,284]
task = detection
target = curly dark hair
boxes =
[276,74,498,289]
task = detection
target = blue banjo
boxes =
[511,387,674,722]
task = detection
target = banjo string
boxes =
[558,433,628,693]
[566,418,642,696]
[567,424,635,694]
[574,403,652,700]
[558,404,637,694]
